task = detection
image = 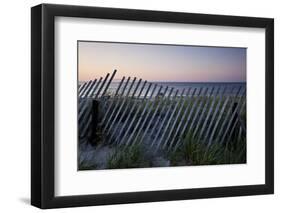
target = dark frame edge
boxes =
[265,18,274,194]
[31,4,43,208]
[47,184,272,209]
[31,4,56,209]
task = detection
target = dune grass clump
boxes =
[169,133,246,166]
[107,144,150,169]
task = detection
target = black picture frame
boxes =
[31,3,274,209]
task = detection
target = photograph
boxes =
[77,41,247,170]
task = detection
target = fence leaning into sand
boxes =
[78,70,246,152]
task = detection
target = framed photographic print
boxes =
[31,3,274,209]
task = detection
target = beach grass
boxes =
[107,144,150,169]
[169,132,246,166]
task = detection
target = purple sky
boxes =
[78,41,246,82]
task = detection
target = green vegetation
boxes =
[107,144,150,169]
[169,132,246,166]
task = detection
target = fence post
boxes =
[90,100,99,144]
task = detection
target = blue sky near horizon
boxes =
[78,41,246,83]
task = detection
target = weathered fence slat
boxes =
[207,86,237,144]
[101,70,117,97]
[158,89,186,150]
[78,77,105,137]
[95,74,109,98]
[107,78,142,143]
[79,73,116,138]
[151,89,180,149]
[122,83,154,147]
[79,79,100,122]
[196,87,221,142]
[78,82,87,93]
[117,83,152,146]
[100,76,125,125]
[83,79,97,98]
[152,90,184,150]
[80,91,105,138]
[114,80,148,144]
[106,77,137,135]
[203,86,227,144]
[128,84,160,147]
[168,88,197,151]
[79,81,91,97]
[143,88,174,147]
[102,77,131,131]
[89,77,102,98]
[83,80,96,98]
[172,88,203,151]
[225,100,246,145]
[78,98,87,113]
[216,87,245,144]
[80,80,92,97]
[79,99,92,137]
[186,87,209,138]
[208,96,231,144]
[162,88,192,150]
[220,91,246,145]
[136,86,166,146]
[191,87,215,139]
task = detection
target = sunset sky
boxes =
[78,41,246,82]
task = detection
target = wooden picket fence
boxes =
[78,70,246,152]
